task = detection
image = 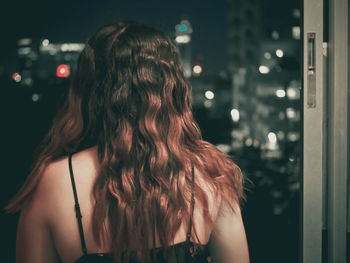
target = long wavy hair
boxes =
[6,21,244,263]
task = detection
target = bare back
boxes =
[31,147,219,263]
[17,146,249,263]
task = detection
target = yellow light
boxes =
[259,65,270,74]
[175,35,191,44]
[204,100,212,108]
[42,39,49,47]
[268,132,277,143]
[193,65,202,75]
[292,26,301,40]
[205,90,214,100]
[275,89,286,98]
[287,87,298,99]
[264,52,271,59]
[287,132,300,142]
[286,108,297,119]
[230,109,240,122]
[245,138,253,147]
[276,49,284,58]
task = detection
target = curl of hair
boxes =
[6,21,245,263]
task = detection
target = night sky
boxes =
[0,0,298,74]
[1,0,230,72]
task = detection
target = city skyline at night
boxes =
[0,0,299,74]
[1,1,304,263]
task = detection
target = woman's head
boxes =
[71,21,197,156]
[7,21,244,263]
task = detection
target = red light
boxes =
[12,72,21,82]
[56,64,70,78]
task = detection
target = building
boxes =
[227,0,262,151]
[15,38,84,90]
[174,19,193,78]
[227,0,301,159]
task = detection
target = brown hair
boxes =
[6,21,244,263]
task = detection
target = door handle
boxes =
[307,32,316,108]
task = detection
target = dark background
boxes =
[1,1,301,262]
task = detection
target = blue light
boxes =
[179,24,187,32]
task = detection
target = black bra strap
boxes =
[186,165,195,243]
[68,153,88,255]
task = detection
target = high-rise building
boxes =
[17,38,37,87]
[227,0,300,158]
[174,19,193,78]
[227,0,262,150]
[227,0,261,71]
[15,38,84,88]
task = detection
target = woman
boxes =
[6,21,249,263]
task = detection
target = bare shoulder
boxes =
[191,167,222,243]
[28,146,99,221]
[40,146,98,188]
[193,167,222,214]
[17,146,100,263]
[211,195,249,262]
